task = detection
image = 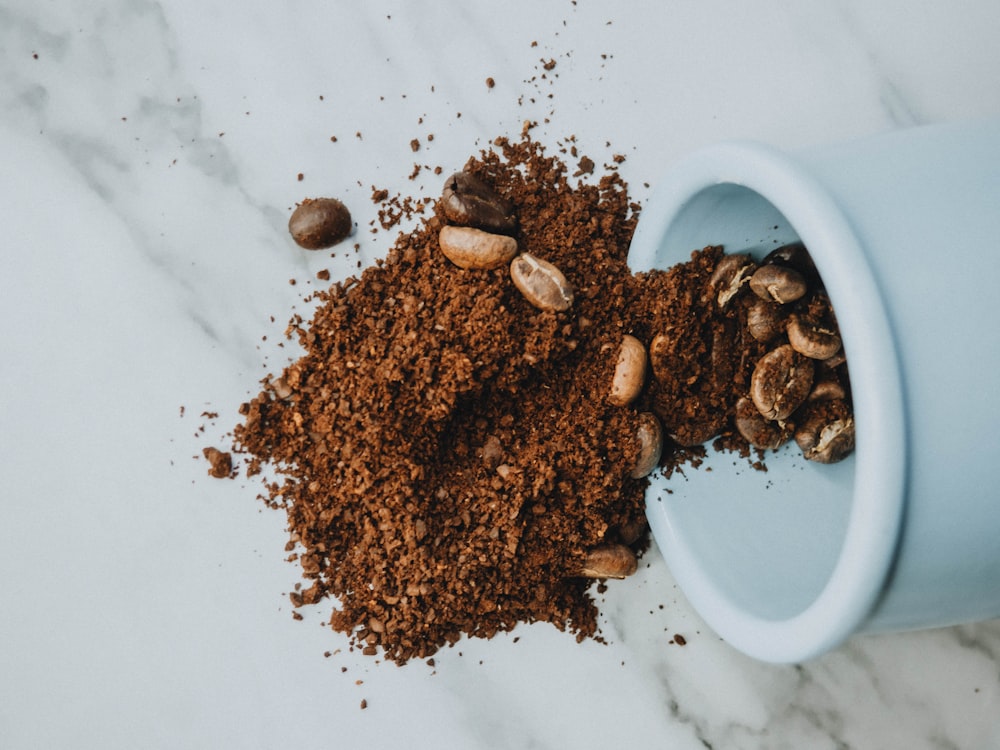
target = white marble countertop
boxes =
[3,2,1000,748]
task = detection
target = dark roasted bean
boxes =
[441,171,518,234]
[749,264,808,304]
[747,298,789,342]
[794,399,855,463]
[707,253,756,308]
[750,344,814,421]
[735,396,792,450]
[288,197,353,250]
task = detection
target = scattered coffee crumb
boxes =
[203,447,232,478]
[574,156,595,176]
[674,633,687,646]
[410,138,420,152]
[360,699,368,710]
[486,77,496,89]
[297,173,304,181]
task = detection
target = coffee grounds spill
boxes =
[228,134,757,664]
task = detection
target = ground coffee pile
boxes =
[229,135,759,663]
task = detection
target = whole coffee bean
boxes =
[749,264,808,304]
[609,334,647,406]
[747,298,789,343]
[763,242,821,287]
[616,519,648,546]
[288,197,353,250]
[808,375,847,402]
[750,344,814,421]
[578,543,638,579]
[441,171,518,234]
[707,253,756,308]
[439,225,518,269]
[787,313,842,360]
[630,412,663,479]
[794,399,855,463]
[734,396,792,450]
[510,253,574,311]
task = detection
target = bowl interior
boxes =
[640,183,855,620]
[628,142,905,661]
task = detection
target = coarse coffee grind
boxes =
[224,133,852,664]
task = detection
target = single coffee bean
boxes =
[787,313,842,360]
[631,412,663,479]
[707,253,756,308]
[734,396,792,451]
[578,543,638,579]
[794,399,855,463]
[438,225,518,269]
[749,264,808,304]
[750,344,814,421]
[609,334,647,406]
[747,298,789,342]
[616,519,648,546]
[808,375,847,402]
[763,242,821,287]
[288,197,353,250]
[441,171,518,234]
[510,253,574,311]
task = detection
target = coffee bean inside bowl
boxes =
[288,197,353,250]
[644,244,855,464]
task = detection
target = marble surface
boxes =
[2,1,1000,748]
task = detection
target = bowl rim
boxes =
[629,139,908,662]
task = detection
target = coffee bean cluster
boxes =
[714,244,855,463]
[436,170,664,578]
[437,171,854,470]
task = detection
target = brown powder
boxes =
[229,134,747,663]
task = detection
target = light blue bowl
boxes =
[628,119,1000,662]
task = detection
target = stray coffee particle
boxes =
[202,447,232,478]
